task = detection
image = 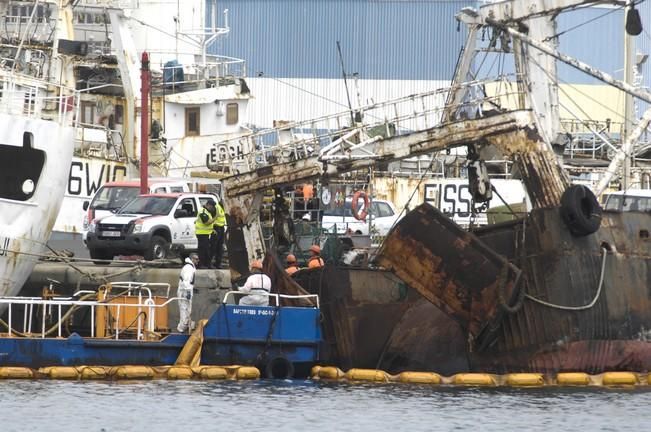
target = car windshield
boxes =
[118,196,177,215]
[323,202,353,217]
[91,186,139,211]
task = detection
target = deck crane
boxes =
[207,0,650,275]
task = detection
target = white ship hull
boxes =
[0,115,74,297]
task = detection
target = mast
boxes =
[623,2,635,190]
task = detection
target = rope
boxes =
[525,247,608,311]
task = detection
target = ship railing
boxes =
[0,283,181,341]
[151,55,246,94]
[222,291,320,309]
[207,76,525,174]
[0,71,78,125]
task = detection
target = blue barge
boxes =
[0,283,321,379]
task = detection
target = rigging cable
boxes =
[524,247,608,311]
[545,3,625,42]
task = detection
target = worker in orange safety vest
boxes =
[307,245,325,269]
[286,254,300,275]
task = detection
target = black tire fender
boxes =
[265,355,295,380]
[560,185,602,236]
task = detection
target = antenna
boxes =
[336,41,355,124]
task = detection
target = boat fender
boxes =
[452,373,496,386]
[236,366,261,380]
[113,366,154,380]
[556,372,590,386]
[559,185,602,236]
[0,367,34,379]
[41,366,79,380]
[265,355,295,379]
[505,373,544,387]
[398,371,442,384]
[351,191,370,221]
[197,366,228,379]
[167,366,194,380]
[602,371,637,386]
[345,368,389,382]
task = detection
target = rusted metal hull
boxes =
[375,203,651,373]
[292,266,428,371]
[374,203,522,350]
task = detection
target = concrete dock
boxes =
[24,261,234,329]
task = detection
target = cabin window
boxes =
[185,107,200,136]
[81,101,95,124]
[226,103,238,125]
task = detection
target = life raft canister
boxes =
[351,191,370,221]
[559,185,602,236]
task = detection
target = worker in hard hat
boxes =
[285,254,300,275]
[307,244,325,269]
[176,253,199,333]
[238,260,272,306]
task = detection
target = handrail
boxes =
[222,291,320,309]
[0,291,177,341]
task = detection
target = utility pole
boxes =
[140,52,150,194]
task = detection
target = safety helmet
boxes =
[309,245,321,254]
[250,260,263,270]
[286,254,297,264]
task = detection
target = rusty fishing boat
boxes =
[209,0,651,375]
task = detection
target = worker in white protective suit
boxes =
[238,260,272,306]
[177,253,199,332]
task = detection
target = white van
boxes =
[322,198,401,236]
[603,189,651,212]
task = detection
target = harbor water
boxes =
[2,380,649,431]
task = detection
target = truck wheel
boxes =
[89,249,113,265]
[145,235,169,260]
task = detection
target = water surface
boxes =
[1,380,647,431]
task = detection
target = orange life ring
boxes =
[351,191,369,221]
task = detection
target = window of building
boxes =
[226,103,238,125]
[185,107,200,136]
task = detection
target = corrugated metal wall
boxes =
[207,0,650,128]
[208,0,474,126]
[211,0,473,80]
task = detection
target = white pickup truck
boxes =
[85,192,218,263]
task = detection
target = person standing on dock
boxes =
[239,260,271,306]
[177,253,199,333]
[307,245,325,269]
[195,199,217,268]
[285,254,300,275]
[210,198,227,269]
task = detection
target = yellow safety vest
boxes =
[214,202,226,227]
[195,207,214,235]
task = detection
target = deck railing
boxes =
[0,282,175,341]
